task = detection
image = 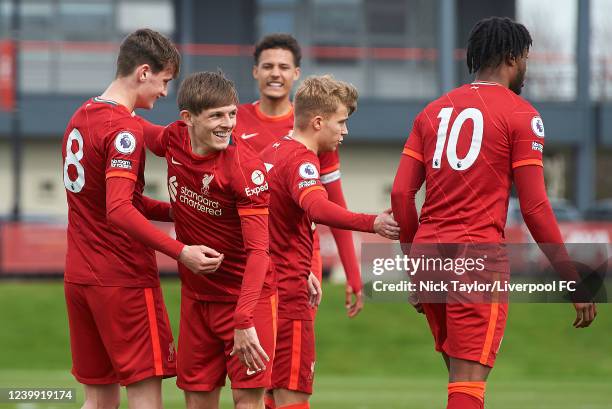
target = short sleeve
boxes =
[232,147,271,216]
[402,112,425,163]
[509,108,545,169]
[287,151,326,206]
[104,119,144,182]
[318,150,341,185]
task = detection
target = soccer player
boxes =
[261,75,400,409]
[62,29,223,409]
[234,34,365,319]
[391,17,597,409]
[141,71,276,409]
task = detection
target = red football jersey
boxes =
[150,121,275,302]
[63,97,158,287]
[260,136,327,320]
[403,81,546,243]
[235,101,341,183]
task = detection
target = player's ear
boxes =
[180,110,193,126]
[506,53,517,68]
[312,115,323,131]
[294,66,301,81]
[252,64,259,79]
[137,64,152,82]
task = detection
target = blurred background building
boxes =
[0,0,611,222]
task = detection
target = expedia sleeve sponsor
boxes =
[245,183,269,197]
[244,169,269,197]
[110,158,133,170]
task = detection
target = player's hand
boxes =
[409,291,424,314]
[572,302,597,328]
[345,285,364,318]
[373,208,400,240]
[230,327,270,373]
[308,272,323,307]
[178,245,224,275]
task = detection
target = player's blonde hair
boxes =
[294,75,358,130]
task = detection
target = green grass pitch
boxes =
[0,280,610,408]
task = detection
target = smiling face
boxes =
[134,64,174,110]
[182,104,237,154]
[316,104,349,153]
[253,48,300,102]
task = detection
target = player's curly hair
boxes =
[466,17,532,74]
[177,71,239,114]
[294,75,358,130]
[116,28,180,78]
[254,33,302,67]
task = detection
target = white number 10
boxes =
[432,107,483,171]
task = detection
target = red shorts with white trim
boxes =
[421,302,508,367]
[177,293,278,391]
[271,318,316,394]
[64,283,176,386]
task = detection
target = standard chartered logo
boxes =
[168,175,222,216]
[168,176,178,202]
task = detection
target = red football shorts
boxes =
[421,302,508,367]
[177,293,278,391]
[271,318,316,394]
[64,282,176,386]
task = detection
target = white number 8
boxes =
[433,107,484,171]
[63,128,85,193]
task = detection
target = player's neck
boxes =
[187,128,213,156]
[291,131,318,154]
[258,96,292,117]
[100,79,137,112]
[474,71,509,88]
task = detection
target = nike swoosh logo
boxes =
[241,133,259,140]
[171,157,182,165]
[246,368,257,376]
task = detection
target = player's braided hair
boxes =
[466,17,532,74]
[254,33,302,67]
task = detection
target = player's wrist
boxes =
[234,314,254,330]
[350,282,363,294]
[176,244,188,261]
[234,322,254,330]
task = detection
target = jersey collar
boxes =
[254,100,294,122]
[470,81,502,86]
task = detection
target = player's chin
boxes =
[320,143,337,153]
[263,88,288,100]
[213,138,231,151]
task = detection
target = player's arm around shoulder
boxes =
[133,114,171,157]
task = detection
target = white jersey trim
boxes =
[320,169,341,185]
